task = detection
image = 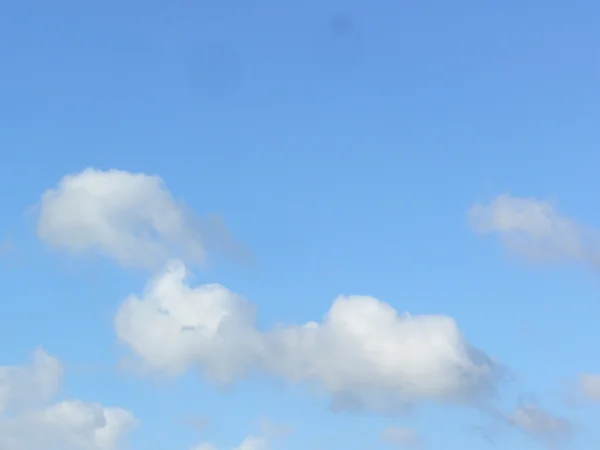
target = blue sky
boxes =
[1,0,600,449]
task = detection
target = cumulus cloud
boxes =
[578,374,600,402]
[36,168,248,269]
[115,260,500,413]
[114,260,262,380]
[507,404,572,448]
[0,349,136,450]
[382,426,422,448]
[468,195,600,266]
[264,296,498,412]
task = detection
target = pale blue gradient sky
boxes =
[1,0,600,449]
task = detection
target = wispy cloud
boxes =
[468,195,600,268]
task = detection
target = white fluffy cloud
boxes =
[0,349,136,450]
[578,374,600,402]
[115,260,499,413]
[114,260,262,381]
[36,168,247,269]
[468,195,600,266]
[382,426,421,448]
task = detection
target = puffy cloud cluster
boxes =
[0,349,135,450]
[468,195,600,266]
[38,169,589,448]
[36,168,247,270]
[115,260,499,413]
[37,169,499,413]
